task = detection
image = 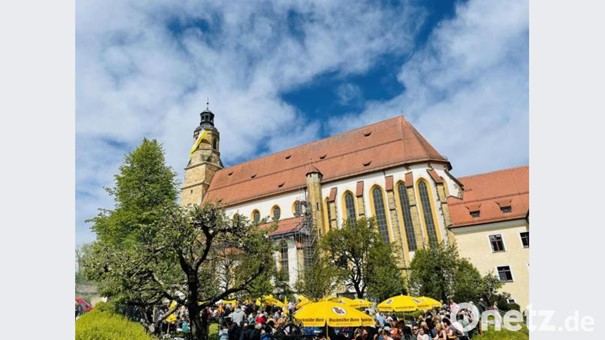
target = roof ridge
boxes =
[457,165,529,180]
[450,214,528,228]
[219,115,405,171]
[208,136,405,192]
[447,191,529,206]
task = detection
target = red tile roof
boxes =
[427,168,444,184]
[204,116,450,206]
[328,187,337,202]
[447,166,529,228]
[259,217,304,237]
[385,175,394,191]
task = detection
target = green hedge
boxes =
[76,309,152,340]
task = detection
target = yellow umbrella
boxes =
[295,295,312,309]
[262,295,286,308]
[294,300,375,327]
[329,296,360,308]
[166,301,178,324]
[415,296,442,309]
[352,298,373,308]
[377,295,421,313]
[221,299,237,308]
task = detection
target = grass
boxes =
[473,323,529,340]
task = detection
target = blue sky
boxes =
[76,0,528,246]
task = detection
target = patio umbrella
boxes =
[351,298,373,309]
[415,296,442,310]
[377,295,421,313]
[295,295,311,309]
[294,300,375,327]
[329,296,360,308]
[261,295,286,308]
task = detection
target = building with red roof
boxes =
[180,108,529,309]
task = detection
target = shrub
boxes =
[76,309,152,340]
[92,301,116,314]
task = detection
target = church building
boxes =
[180,107,529,310]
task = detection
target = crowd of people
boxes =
[112,296,501,340]
[206,298,497,339]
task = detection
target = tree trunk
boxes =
[188,302,208,340]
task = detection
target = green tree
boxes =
[84,204,274,340]
[294,255,340,301]
[82,140,274,340]
[76,243,92,284]
[409,242,505,305]
[408,242,457,302]
[88,138,179,248]
[320,218,404,299]
[366,240,406,301]
[452,258,484,303]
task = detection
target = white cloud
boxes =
[328,0,529,177]
[76,0,424,244]
[76,0,528,245]
[336,83,363,106]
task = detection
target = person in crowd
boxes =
[455,312,470,340]
[229,306,246,327]
[401,326,414,340]
[449,299,460,316]
[382,326,393,340]
[229,319,241,340]
[260,324,272,340]
[218,320,229,340]
[411,325,419,339]
[375,312,386,328]
[434,323,447,340]
[443,317,465,340]
[416,327,430,340]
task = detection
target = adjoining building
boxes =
[180,107,529,309]
[447,166,529,309]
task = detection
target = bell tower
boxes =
[180,105,223,207]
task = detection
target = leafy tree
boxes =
[366,240,406,301]
[84,204,274,340]
[451,258,485,303]
[294,255,340,301]
[82,140,274,340]
[320,218,404,299]
[408,242,457,302]
[409,242,506,305]
[88,138,179,248]
[76,243,92,284]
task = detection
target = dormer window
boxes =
[466,203,481,218]
[496,199,512,214]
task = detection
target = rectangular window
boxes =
[497,266,514,282]
[470,211,480,218]
[501,206,512,213]
[489,234,506,252]
[520,232,529,248]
